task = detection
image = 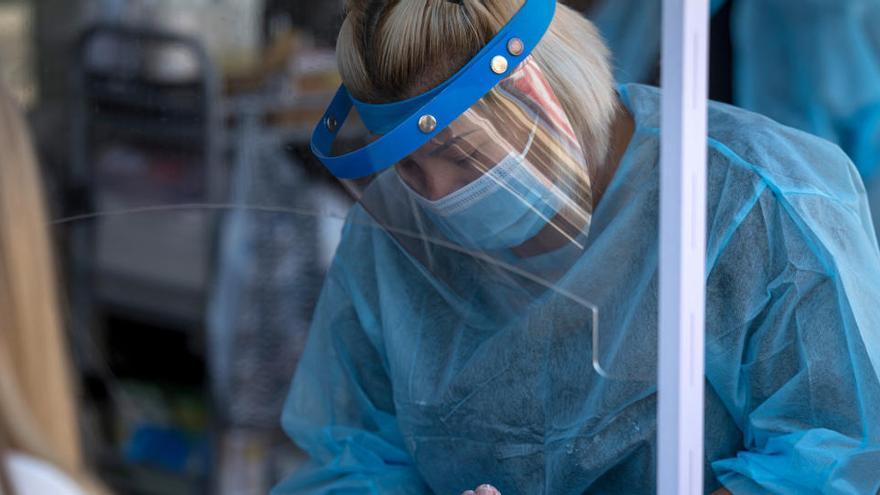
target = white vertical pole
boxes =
[658,0,709,494]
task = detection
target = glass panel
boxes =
[1,1,877,494]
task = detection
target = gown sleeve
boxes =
[705,168,880,494]
[272,256,431,495]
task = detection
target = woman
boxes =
[275,0,880,493]
[0,85,105,495]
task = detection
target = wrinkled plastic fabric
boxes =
[273,85,880,495]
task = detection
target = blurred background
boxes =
[0,0,877,494]
[1,1,351,493]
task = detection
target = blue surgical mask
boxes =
[399,151,564,251]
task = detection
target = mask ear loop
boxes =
[514,114,539,162]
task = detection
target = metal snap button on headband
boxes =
[507,38,524,56]
[418,115,438,134]
[491,55,509,74]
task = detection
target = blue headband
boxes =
[312,0,557,179]
[352,81,451,136]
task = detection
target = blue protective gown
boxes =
[274,84,880,494]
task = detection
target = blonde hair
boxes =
[336,0,617,184]
[0,85,106,494]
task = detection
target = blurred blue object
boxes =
[732,0,880,181]
[590,0,727,83]
[590,0,880,183]
[273,85,880,494]
[125,424,198,473]
[590,0,661,83]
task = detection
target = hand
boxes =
[461,484,501,495]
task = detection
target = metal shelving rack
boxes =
[69,23,222,327]
[65,23,223,495]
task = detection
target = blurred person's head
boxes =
[0,84,105,494]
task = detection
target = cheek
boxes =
[401,157,488,200]
[424,163,471,200]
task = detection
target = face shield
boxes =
[339,57,591,258]
[311,0,656,384]
[314,0,588,269]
